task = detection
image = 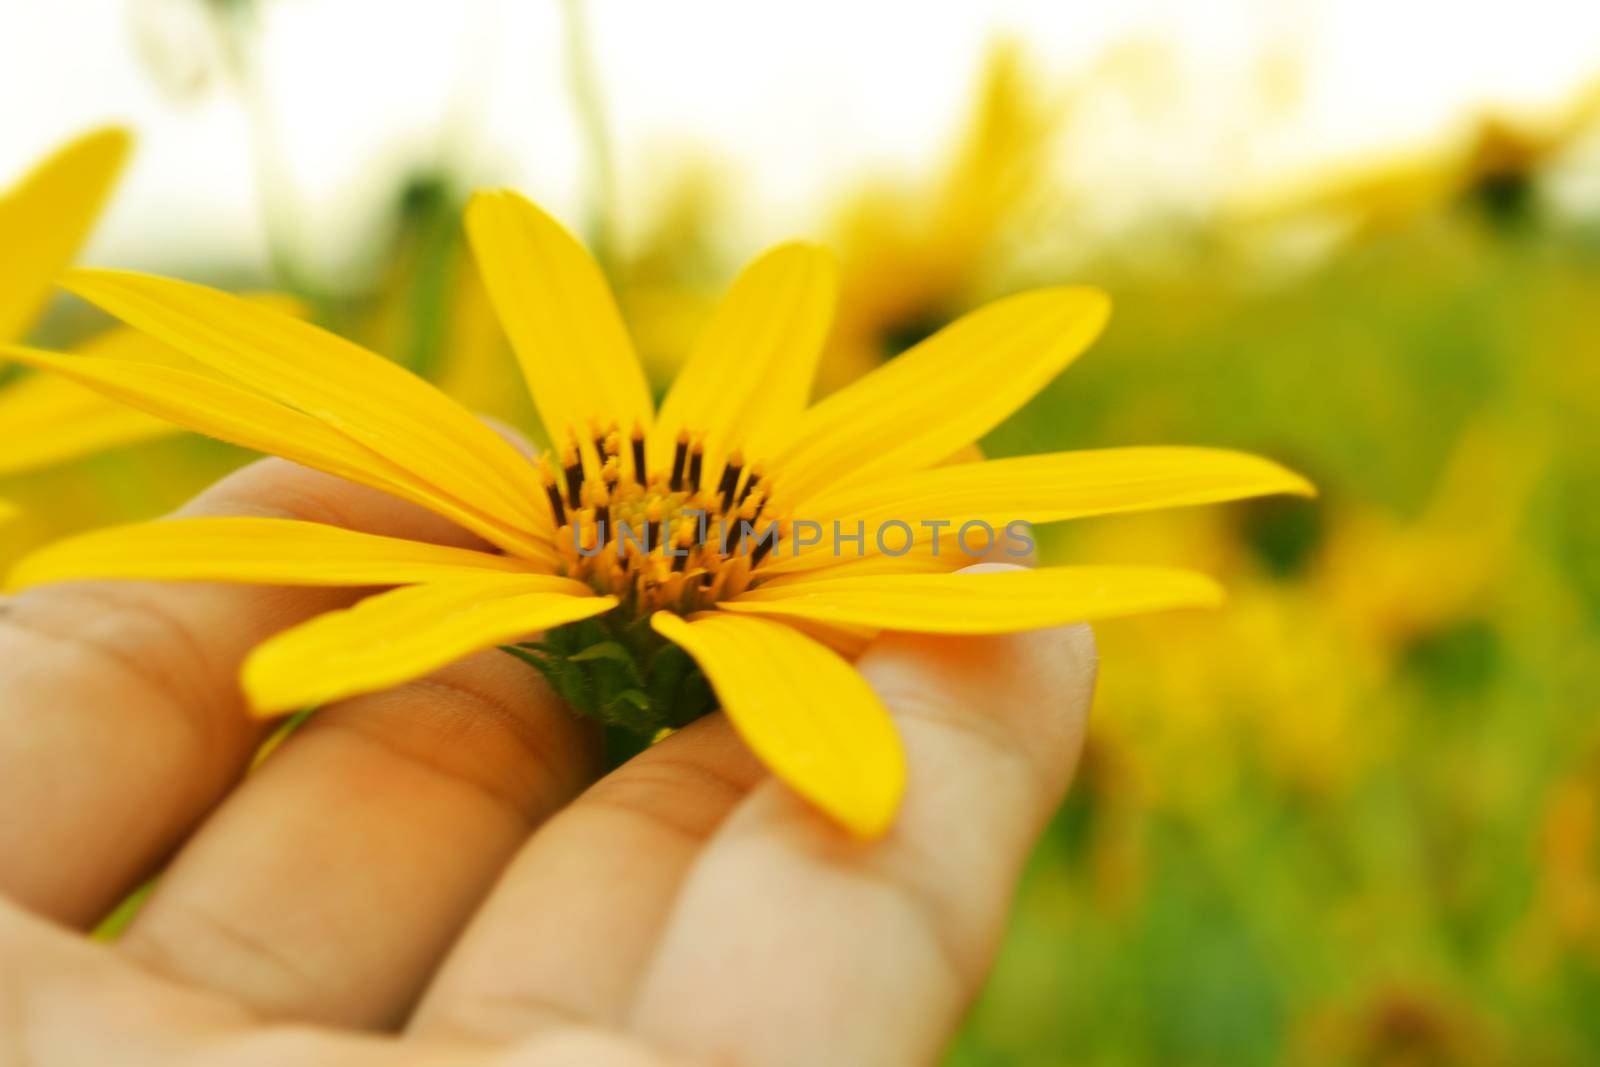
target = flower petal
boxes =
[808,446,1313,522]
[769,287,1110,506]
[770,616,880,660]
[0,127,127,343]
[59,269,553,539]
[71,296,308,367]
[760,446,1315,575]
[1,344,554,560]
[465,190,653,459]
[651,611,905,837]
[650,242,837,472]
[5,517,553,592]
[245,578,618,714]
[722,564,1224,632]
[753,547,959,588]
[0,372,173,478]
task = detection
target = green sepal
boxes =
[647,642,715,730]
[499,613,717,739]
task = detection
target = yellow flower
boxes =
[0,128,179,515]
[2,190,1310,836]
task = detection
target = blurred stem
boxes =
[207,0,329,316]
[561,0,620,276]
[92,879,155,942]
[395,174,465,380]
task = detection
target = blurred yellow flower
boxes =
[1085,415,1542,807]
[821,41,1067,392]
[5,189,1309,836]
[1232,76,1600,237]
[0,128,179,516]
[1536,756,1600,957]
[1318,417,1543,663]
[612,161,729,385]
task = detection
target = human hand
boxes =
[0,456,1096,1066]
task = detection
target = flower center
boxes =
[540,422,785,616]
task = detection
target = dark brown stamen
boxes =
[737,467,761,506]
[718,458,743,512]
[564,460,583,509]
[687,441,704,491]
[669,434,689,491]
[545,484,567,526]
[631,431,646,482]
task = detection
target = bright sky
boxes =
[3,0,1599,278]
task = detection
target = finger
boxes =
[628,621,1097,1067]
[114,638,600,1029]
[410,713,765,1041]
[1,896,673,1067]
[0,457,486,925]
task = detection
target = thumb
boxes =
[626,615,1098,1067]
